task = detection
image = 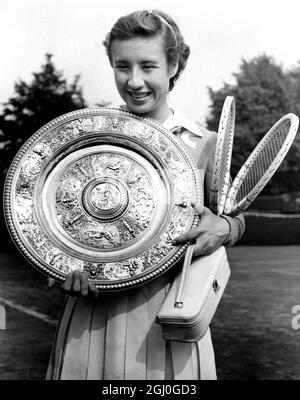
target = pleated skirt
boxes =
[46,273,217,380]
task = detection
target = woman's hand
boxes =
[172,203,230,256]
[47,271,99,298]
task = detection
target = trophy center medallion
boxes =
[90,182,121,212]
[82,177,129,221]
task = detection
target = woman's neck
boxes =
[121,102,173,124]
[145,104,173,124]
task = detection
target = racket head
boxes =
[209,96,235,215]
[224,113,299,216]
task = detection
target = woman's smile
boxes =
[126,90,152,101]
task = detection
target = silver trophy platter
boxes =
[4,108,202,291]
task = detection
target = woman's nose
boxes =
[128,69,144,89]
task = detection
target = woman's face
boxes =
[110,35,176,123]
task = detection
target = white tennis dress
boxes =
[46,110,245,380]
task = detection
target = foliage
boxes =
[0,54,86,184]
[206,54,300,194]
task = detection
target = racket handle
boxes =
[174,242,196,308]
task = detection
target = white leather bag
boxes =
[156,246,230,342]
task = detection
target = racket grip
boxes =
[174,242,196,308]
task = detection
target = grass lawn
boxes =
[212,246,300,380]
[1,246,300,380]
[0,252,65,380]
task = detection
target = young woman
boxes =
[47,9,245,380]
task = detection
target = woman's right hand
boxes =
[47,271,99,298]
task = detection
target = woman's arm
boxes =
[172,203,233,256]
[219,213,245,247]
[172,129,245,255]
[203,132,245,247]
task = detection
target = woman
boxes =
[47,9,245,380]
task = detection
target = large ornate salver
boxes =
[4,108,202,291]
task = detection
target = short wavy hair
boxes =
[103,10,190,91]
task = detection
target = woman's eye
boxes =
[143,65,156,70]
[115,65,128,71]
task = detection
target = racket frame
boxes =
[224,113,299,216]
[209,96,236,215]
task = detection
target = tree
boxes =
[0,53,87,184]
[206,54,300,194]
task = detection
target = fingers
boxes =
[72,270,82,294]
[62,273,74,293]
[172,231,209,256]
[47,278,56,289]
[81,273,89,297]
[171,204,209,245]
[172,228,201,245]
[88,282,99,299]
[61,271,99,298]
[191,201,205,215]
[171,202,225,256]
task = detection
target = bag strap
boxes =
[174,242,196,308]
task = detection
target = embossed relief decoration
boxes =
[4,108,202,291]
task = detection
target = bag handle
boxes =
[174,241,196,308]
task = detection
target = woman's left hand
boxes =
[172,203,230,256]
[47,272,99,298]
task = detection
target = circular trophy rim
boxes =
[3,107,202,291]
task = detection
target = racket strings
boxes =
[235,119,292,203]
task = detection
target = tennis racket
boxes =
[175,96,235,308]
[224,113,299,216]
[209,96,235,215]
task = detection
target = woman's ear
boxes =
[169,63,178,78]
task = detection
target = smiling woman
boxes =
[46,9,245,381]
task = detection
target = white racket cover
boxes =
[209,96,235,215]
[224,113,299,216]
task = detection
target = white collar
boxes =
[163,108,203,137]
[118,105,202,137]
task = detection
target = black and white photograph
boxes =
[1,0,300,384]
